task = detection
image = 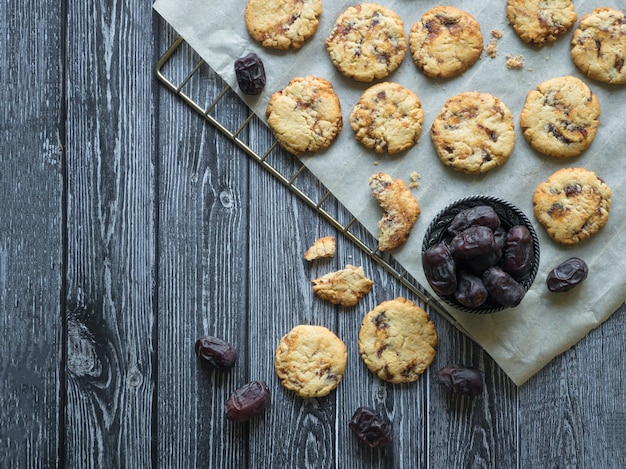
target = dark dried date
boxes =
[195,336,238,371]
[502,225,533,277]
[422,243,457,296]
[448,205,501,235]
[454,271,488,308]
[225,381,271,422]
[436,365,484,396]
[546,257,588,292]
[450,225,497,259]
[349,407,391,448]
[234,53,266,95]
[482,266,525,307]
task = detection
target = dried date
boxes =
[436,365,484,396]
[422,243,457,296]
[225,381,271,422]
[502,225,533,277]
[195,336,238,371]
[450,225,497,259]
[234,53,266,95]
[546,257,588,292]
[349,407,391,448]
[482,266,525,307]
[454,271,488,308]
[448,205,500,235]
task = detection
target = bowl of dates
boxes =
[422,195,540,313]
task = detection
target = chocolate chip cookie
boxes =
[506,0,578,45]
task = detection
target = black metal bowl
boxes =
[422,195,540,314]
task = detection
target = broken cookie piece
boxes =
[369,173,420,251]
[304,236,336,261]
[311,265,373,307]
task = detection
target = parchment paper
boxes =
[154,0,626,385]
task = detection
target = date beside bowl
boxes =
[422,195,540,314]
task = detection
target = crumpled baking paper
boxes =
[153,0,626,385]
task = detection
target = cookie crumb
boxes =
[506,54,525,69]
[486,29,503,58]
[409,171,421,189]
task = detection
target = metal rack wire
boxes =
[155,36,462,330]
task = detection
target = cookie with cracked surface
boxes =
[275,325,347,398]
[431,92,515,174]
[506,0,577,46]
[350,82,424,154]
[266,76,343,156]
[311,265,373,307]
[532,167,612,245]
[520,76,600,158]
[570,7,626,84]
[409,6,483,79]
[325,3,406,82]
[358,297,438,384]
[369,173,420,252]
[304,236,336,261]
[244,0,322,50]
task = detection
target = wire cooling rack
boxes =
[155,36,461,329]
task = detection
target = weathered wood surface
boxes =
[1,1,625,467]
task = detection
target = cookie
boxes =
[350,82,425,154]
[266,76,343,156]
[369,173,420,252]
[358,297,438,384]
[570,7,626,85]
[311,265,373,307]
[325,3,406,82]
[304,236,336,261]
[532,167,612,245]
[506,0,577,45]
[244,0,322,50]
[275,325,347,398]
[520,76,600,158]
[431,92,515,174]
[409,6,483,79]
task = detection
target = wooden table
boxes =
[2,1,625,467]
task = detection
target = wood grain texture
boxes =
[0,1,63,467]
[64,0,156,467]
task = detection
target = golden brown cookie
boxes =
[275,325,347,398]
[266,76,343,156]
[245,0,322,49]
[350,82,425,154]
[520,76,600,158]
[570,7,626,84]
[369,173,420,252]
[358,297,438,384]
[532,167,612,245]
[325,3,406,82]
[311,265,373,307]
[431,92,515,174]
[506,0,577,45]
[409,6,483,79]
[304,236,336,261]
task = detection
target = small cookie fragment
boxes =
[311,265,373,307]
[369,173,420,251]
[245,0,322,50]
[485,30,503,59]
[506,0,577,46]
[325,3,406,82]
[409,6,483,79]
[275,325,347,398]
[266,76,343,156]
[505,54,525,69]
[358,297,438,384]
[570,7,626,84]
[350,82,425,154]
[431,92,515,174]
[304,236,336,261]
[532,167,612,245]
[520,76,600,158]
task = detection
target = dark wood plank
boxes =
[64,1,156,466]
[0,1,63,467]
